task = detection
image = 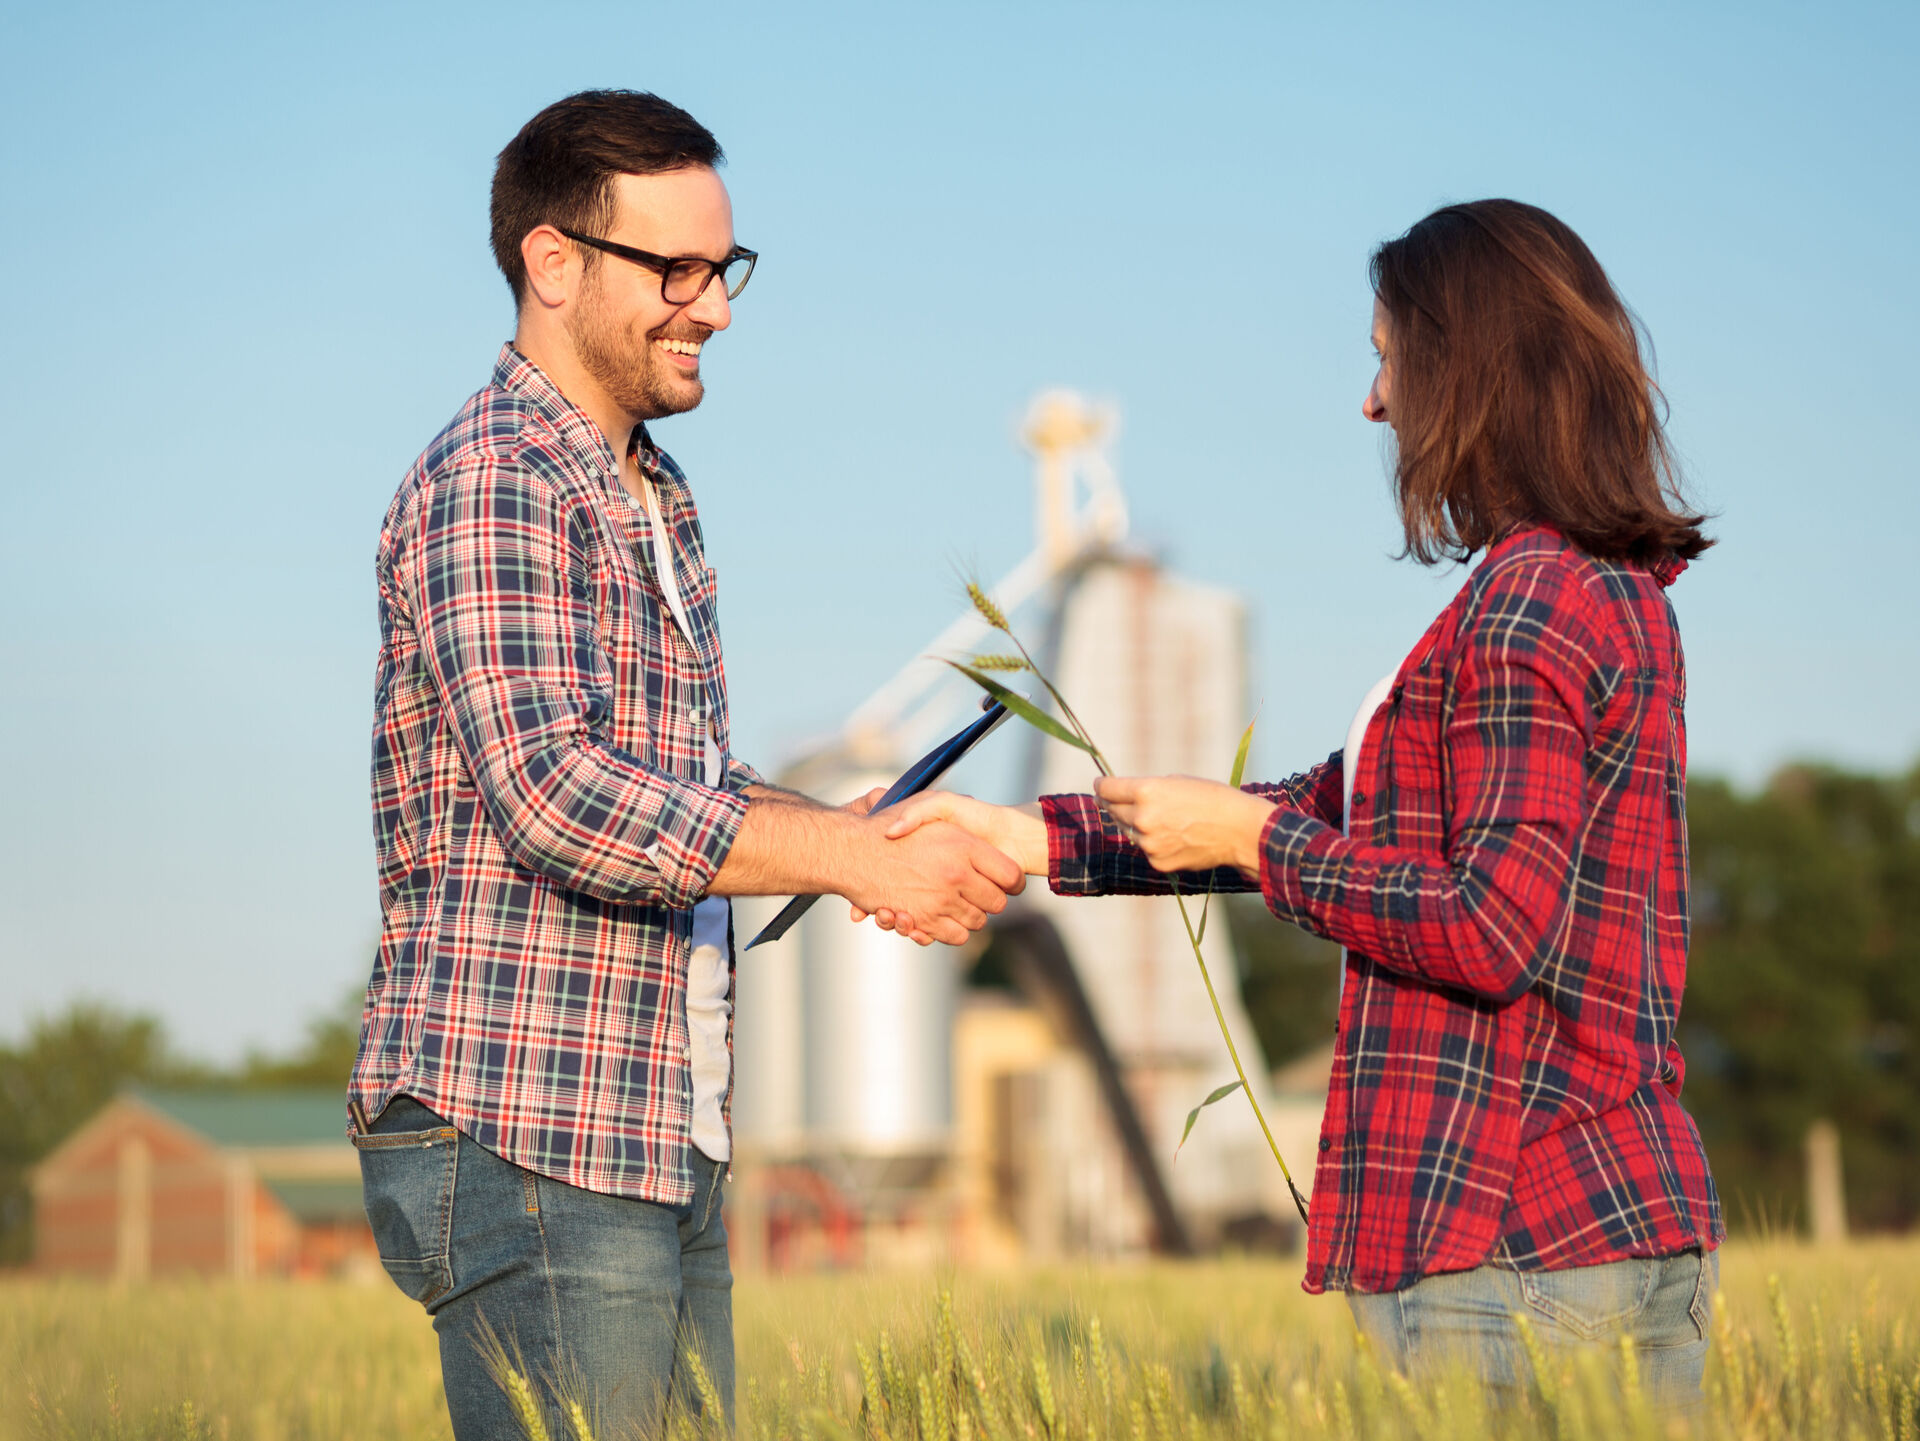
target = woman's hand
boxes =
[883,793,1048,875]
[1093,775,1276,875]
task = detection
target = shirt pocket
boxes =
[1379,660,1447,848]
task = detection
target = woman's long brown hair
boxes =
[1371,200,1711,566]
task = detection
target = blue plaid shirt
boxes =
[351,345,761,1204]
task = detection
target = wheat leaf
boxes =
[1175,1081,1245,1158]
[1228,717,1256,789]
[1194,717,1259,946]
[942,662,1094,754]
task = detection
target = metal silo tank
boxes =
[728,892,807,1155]
[798,767,956,1161]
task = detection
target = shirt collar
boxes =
[491,343,622,480]
[1649,555,1688,588]
[1483,522,1689,589]
[628,423,662,469]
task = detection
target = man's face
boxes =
[567,167,736,422]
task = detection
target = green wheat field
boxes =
[5,1239,1917,1440]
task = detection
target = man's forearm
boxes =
[706,794,873,899]
[709,788,1026,947]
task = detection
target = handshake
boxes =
[827,788,1047,948]
[834,775,1273,947]
[719,765,1268,947]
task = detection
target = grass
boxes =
[2,1239,1917,1439]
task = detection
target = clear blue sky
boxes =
[2,0,1915,1060]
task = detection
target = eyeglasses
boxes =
[557,227,758,303]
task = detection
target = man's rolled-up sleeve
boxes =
[412,455,746,909]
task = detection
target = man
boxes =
[350,90,1022,1439]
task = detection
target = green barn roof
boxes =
[262,1178,367,1225]
[130,1088,350,1148]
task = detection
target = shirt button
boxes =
[1319,1137,1334,1154]
[690,708,705,724]
[1351,791,1368,807]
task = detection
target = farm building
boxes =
[30,1089,373,1279]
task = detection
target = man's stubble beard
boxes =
[569,271,706,422]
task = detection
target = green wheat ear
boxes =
[967,653,1032,673]
[966,582,1011,632]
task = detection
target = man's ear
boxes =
[521,225,574,311]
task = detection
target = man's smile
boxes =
[657,336,703,368]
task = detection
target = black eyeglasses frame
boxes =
[556,227,758,303]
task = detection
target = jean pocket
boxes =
[1518,1259,1658,1341]
[354,1125,460,1306]
[1687,1250,1718,1342]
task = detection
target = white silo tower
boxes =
[731,389,1300,1262]
[1011,393,1294,1242]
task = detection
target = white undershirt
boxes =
[636,474,733,1164]
[1338,673,1398,1005]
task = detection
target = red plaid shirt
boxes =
[1044,528,1722,1292]
[351,345,761,1205]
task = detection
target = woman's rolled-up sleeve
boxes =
[1040,752,1345,899]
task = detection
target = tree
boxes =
[1225,894,1340,1071]
[235,986,364,1090]
[1682,761,1920,1232]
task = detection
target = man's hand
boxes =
[841,786,887,817]
[844,814,1026,947]
[1092,774,1276,874]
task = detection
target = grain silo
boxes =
[729,392,1316,1268]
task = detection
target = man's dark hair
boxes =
[490,90,723,305]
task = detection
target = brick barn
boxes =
[30,1089,374,1279]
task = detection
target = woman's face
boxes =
[1364,295,1393,427]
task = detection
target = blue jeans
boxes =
[1347,1250,1717,1415]
[355,1096,733,1440]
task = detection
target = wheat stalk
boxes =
[948,580,1304,1221]
[960,581,1110,775]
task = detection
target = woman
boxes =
[883,200,1722,1405]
